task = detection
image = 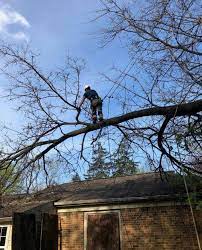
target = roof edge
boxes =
[54,193,188,208]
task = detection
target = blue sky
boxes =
[0,0,173,182]
[0,0,134,182]
[0,0,129,126]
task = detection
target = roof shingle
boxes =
[0,171,201,217]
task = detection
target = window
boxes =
[0,226,7,250]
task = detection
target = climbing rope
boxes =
[175,140,201,249]
[102,59,136,101]
[182,172,201,250]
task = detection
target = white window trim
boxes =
[84,210,122,250]
[0,225,12,250]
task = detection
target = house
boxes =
[0,172,201,250]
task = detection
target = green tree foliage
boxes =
[112,137,139,177]
[85,142,111,179]
[0,165,21,194]
[168,172,202,209]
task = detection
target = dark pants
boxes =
[91,99,103,121]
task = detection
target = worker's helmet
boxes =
[84,85,90,91]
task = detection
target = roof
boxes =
[0,171,201,217]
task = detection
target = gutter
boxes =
[54,193,189,208]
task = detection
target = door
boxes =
[12,213,58,250]
[39,213,58,250]
[86,212,120,250]
[12,213,36,250]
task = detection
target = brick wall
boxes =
[58,205,202,250]
[120,205,201,250]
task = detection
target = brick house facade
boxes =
[57,206,201,250]
[0,172,201,249]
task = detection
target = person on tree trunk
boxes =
[78,85,103,124]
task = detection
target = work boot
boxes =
[92,115,97,124]
[99,114,103,121]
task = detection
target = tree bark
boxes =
[37,99,202,156]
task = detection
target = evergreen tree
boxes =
[85,142,111,179]
[112,137,139,177]
[71,172,81,182]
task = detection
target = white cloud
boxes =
[12,31,29,41]
[0,4,30,40]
